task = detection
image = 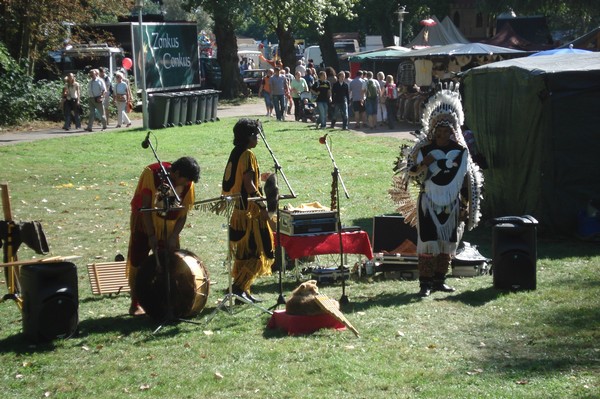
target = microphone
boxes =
[141,131,151,148]
[319,134,328,144]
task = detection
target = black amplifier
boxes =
[279,209,338,236]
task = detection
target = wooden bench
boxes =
[86,261,130,295]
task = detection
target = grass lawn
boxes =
[0,117,598,398]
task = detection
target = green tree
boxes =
[253,0,358,70]
[188,0,247,99]
[0,0,135,76]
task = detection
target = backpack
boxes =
[367,79,378,99]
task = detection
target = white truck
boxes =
[304,40,360,68]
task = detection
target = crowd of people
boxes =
[255,59,440,131]
[61,66,134,132]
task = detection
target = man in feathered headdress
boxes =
[390,84,483,297]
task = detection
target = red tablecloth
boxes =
[276,231,373,260]
[267,309,346,335]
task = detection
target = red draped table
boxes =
[275,231,374,260]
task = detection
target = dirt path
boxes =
[0,101,417,146]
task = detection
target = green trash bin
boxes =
[210,90,220,122]
[167,94,181,127]
[178,93,188,126]
[148,93,171,129]
[197,90,207,123]
[187,92,199,124]
[204,90,214,122]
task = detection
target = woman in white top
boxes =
[290,71,308,121]
[113,72,132,128]
[62,73,81,130]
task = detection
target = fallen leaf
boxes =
[214,372,224,380]
[466,368,484,375]
[516,380,529,385]
[81,345,90,351]
[140,384,151,390]
[396,331,405,337]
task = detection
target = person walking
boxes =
[113,71,133,128]
[330,71,350,130]
[85,69,107,132]
[62,73,81,131]
[312,70,331,129]
[99,67,113,126]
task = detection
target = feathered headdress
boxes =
[421,82,465,146]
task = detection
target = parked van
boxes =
[304,40,360,68]
[304,45,323,67]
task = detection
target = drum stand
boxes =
[204,196,272,323]
[321,134,351,305]
[140,134,201,333]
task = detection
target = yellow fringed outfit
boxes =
[222,148,274,293]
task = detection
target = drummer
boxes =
[126,156,200,316]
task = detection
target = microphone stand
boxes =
[140,133,200,333]
[321,134,351,305]
[256,121,297,310]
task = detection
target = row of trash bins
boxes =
[148,89,220,129]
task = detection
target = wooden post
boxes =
[1,183,23,308]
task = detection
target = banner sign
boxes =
[132,22,201,92]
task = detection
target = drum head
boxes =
[136,250,210,321]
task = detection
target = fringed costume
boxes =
[222,120,274,298]
[390,83,483,296]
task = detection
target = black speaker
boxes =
[372,215,418,253]
[492,216,538,290]
[20,262,79,343]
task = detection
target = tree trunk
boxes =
[275,22,296,71]
[317,18,339,71]
[213,12,243,99]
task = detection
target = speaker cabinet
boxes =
[372,215,418,253]
[20,262,79,343]
[492,216,538,290]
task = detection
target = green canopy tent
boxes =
[346,46,411,76]
[462,53,600,235]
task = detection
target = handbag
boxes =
[126,101,132,113]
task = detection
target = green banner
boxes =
[132,23,201,92]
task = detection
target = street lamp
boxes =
[397,5,409,47]
[136,0,148,130]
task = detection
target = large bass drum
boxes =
[136,249,210,321]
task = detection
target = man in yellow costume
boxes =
[222,119,274,303]
[127,156,200,316]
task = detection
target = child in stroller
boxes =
[300,91,317,123]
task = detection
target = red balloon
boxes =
[122,57,133,70]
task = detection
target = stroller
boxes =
[299,91,317,123]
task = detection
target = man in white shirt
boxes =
[349,70,366,129]
[86,69,107,131]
